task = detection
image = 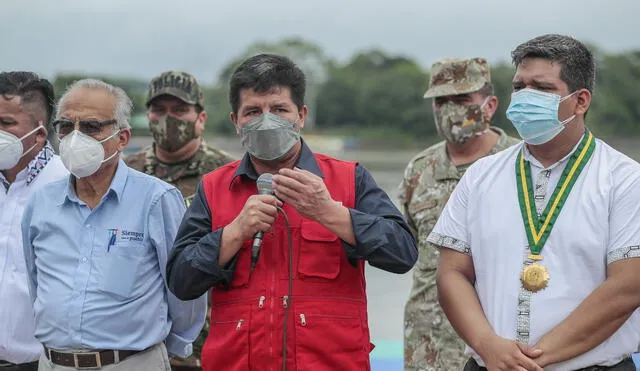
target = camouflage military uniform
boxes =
[125,141,234,204]
[401,128,520,370]
[403,58,521,371]
[125,71,235,370]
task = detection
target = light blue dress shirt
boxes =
[21,160,206,358]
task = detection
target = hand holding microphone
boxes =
[227,173,280,269]
[252,173,277,270]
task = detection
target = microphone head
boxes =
[256,173,274,195]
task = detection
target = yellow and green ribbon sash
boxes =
[515,132,596,255]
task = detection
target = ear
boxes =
[117,128,131,152]
[484,96,499,120]
[574,89,592,116]
[230,111,241,136]
[35,121,48,144]
[297,105,309,131]
[195,110,207,136]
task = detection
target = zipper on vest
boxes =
[282,296,289,308]
[235,319,244,330]
[299,314,306,326]
[258,296,265,309]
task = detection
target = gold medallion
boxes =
[520,262,550,292]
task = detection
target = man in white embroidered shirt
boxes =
[21,79,206,371]
[0,72,68,371]
[431,34,640,371]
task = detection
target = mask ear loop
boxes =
[98,128,122,164]
[558,90,579,126]
[18,123,45,159]
[474,96,492,137]
[560,90,579,102]
[479,96,490,109]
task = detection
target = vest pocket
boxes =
[298,221,341,280]
[294,310,368,370]
[202,304,251,371]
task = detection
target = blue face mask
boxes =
[506,88,577,145]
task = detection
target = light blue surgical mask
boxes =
[506,88,577,145]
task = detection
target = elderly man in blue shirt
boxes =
[21,79,206,371]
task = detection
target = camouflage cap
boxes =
[423,58,491,99]
[147,71,205,108]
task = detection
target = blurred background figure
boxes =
[401,57,520,371]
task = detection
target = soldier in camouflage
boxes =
[125,71,234,371]
[400,58,520,371]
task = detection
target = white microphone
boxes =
[252,173,274,270]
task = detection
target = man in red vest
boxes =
[166,53,418,371]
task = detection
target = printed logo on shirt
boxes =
[106,228,145,251]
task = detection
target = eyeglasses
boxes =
[52,119,117,137]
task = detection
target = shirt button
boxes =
[81,257,87,263]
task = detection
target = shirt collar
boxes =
[433,143,460,181]
[433,127,511,181]
[0,175,8,192]
[231,139,323,187]
[0,142,55,191]
[60,159,129,206]
[522,132,585,170]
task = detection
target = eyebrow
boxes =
[59,116,103,122]
[241,105,261,113]
[512,77,556,87]
[173,102,190,109]
[534,78,556,86]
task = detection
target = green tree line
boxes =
[51,38,640,147]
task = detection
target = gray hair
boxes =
[511,34,596,94]
[56,78,133,129]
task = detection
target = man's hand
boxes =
[272,168,336,222]
[477,335,543,371]
[226,194,282,243]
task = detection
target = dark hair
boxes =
[0,71,55,125]
[476,83,494,97]
[511,34,596,94]
[228,54,306,114]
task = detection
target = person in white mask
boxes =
[21,79,206,371]
[0,71,68,371]
[432,34,640,371]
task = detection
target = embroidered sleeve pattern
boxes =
[427,232,471,255]
[607,245,640,265]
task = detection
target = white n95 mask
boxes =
[0,125,42,170]
[59,130,120,178]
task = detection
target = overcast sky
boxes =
[2,0,638,84]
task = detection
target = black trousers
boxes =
[463,357,636,371]
[0,361,38,371]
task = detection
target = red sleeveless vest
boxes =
[200,153,372,371]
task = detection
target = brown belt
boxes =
[44,346,144,369]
